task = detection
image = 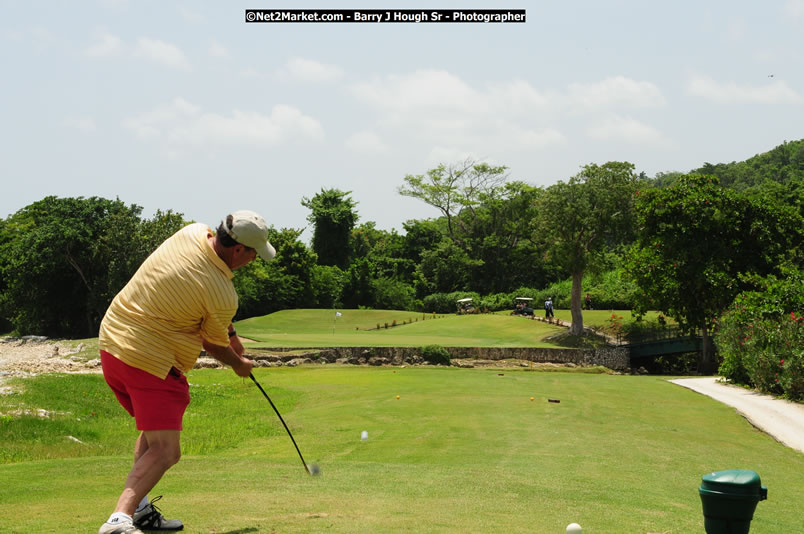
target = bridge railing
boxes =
[615,326,702,346]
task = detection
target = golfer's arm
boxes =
[227,324,245,357]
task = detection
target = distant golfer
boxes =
[97,211,275,534]
[545,296,554,319]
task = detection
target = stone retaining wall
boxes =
[249,346,630,371]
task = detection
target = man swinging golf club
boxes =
[97,210,275,534]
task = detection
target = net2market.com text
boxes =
[244,10,527,24]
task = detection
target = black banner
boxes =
[245,9,526,23]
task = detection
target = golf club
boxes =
[249,372,318,476]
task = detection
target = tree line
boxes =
[1,140,802,377]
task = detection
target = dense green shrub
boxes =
[420,269,639,315]
[585,269,639,309]
[371,278,416,311]
[538,270,637,310]
[310,265,345,308]
[716,268,804,400]
[421,344,451,365]
[478,291,516,312]
[718,311,803,399]
[422,292,480,314]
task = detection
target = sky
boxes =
[2,1,803,239]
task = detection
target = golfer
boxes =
[97,211,275,534]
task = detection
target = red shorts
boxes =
[101,351,190,431]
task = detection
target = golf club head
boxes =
[308,463,321,476]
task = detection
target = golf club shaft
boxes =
[249,373,310,474]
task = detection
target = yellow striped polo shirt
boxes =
[99,223,237,378]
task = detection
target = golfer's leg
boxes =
[114,430,181,516]
[133,431,148,463]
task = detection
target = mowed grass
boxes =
[550,309,670,329]
[0,367,802,533]
[237,309,566,347]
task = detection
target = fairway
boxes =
[1,367,801,533]
[237,309,567,347]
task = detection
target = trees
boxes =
[400,162,555,294]
[538,162,641,335]
[415,239,482,296]
[233,227,318,318]
[399,158,508,244]
[627,174,802,372]
[301,188,358,269]
[351,222,414,283]
[458,181,551,293]
[0,197,186,337]
[692,139,804,191]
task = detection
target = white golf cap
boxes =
[225,210,276,261]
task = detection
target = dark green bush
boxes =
[419,269,639,316]
[422,292,480,314]
[715,268,804,400]
[371,277,416,311]
[421,344,451,365]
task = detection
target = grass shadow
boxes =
[542,330,608,349]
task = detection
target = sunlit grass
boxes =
[237,309,568,347]
[0,367,801,533]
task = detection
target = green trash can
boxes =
[699,469,767,534]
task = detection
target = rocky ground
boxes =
[0,337,102,376]
[0,336,572,379]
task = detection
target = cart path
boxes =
[670,377,804,455]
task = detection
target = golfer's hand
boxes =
[233,356,254,378]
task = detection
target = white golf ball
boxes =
[361,430,368,441]
[566,523,582,534]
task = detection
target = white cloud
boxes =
[350,70,577,158]
[514,127,566,149]
[133,38,191,71]
[426,147,479,166]
[123,98,324,148]
[85,30,123,58]
[586,115,670,146]
[786,0,804,18]
[64,116,97,133]
[240,68,260,79]
[687,76,801,104]
[725,18,746,42]
[178,7,204,24]
[353,70,483,116]
[567,76,666,111]
[278,57,344,83]
[29,26,54,50]
[345,131,388,153]
[122,98,199,139]
[97,0,128,8]
[6,26,54,50]
[353,71,664,124]
[209,40,229,59]
[488,80,554,113]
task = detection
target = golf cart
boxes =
[456,297,475,314]
[512,297,534,316]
